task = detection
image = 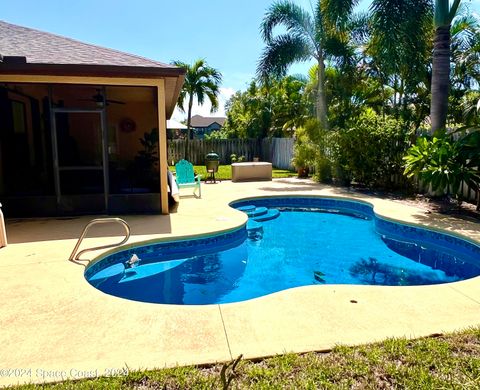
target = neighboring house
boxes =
[190,115,226,139]
[0,20,185,216]
[166,119,187,140]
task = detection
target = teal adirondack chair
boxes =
[175,160,202,198]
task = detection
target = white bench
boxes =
[232,162,272,182]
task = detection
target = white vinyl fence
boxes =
[262,138,295,170]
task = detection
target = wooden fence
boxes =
[167,138,295,169]
[166,138,480,204]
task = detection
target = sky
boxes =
[2,0,480,121]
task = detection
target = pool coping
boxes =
[86,194,480,305]
[0,179,479,386]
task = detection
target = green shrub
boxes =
[230,153,246,163]
[292,119,333,181]
[334,109,413,188]
[403,129,480,200]
[292,112,414,188]
[314,155,333,183]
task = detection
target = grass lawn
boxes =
[12,327,480,389]
[169,165,297,181]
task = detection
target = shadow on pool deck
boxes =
[407,211,480,239]
[5,214,173,244]
[258,179,331,193]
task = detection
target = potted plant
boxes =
[230,153,246,163]
[292,127,315,178]
[130,128,159,190]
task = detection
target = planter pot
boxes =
[297,167,309,178]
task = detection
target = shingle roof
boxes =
[190,115,226,128]
[0,20,175,69]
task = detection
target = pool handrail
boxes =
[69,218,130,261]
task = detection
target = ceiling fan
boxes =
[79,88,125,105]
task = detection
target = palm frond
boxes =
[171,58,222,116]
[323,35,356,69]
[204,90,220,112]
[171,60,188,70]
[452,14,478,51]
[257,34,313,79]
[314,0,325,46]
[260,0,314,43]
[348,11,370,47]
[369,0,432,77]
[449,0,462,22]
[321,0,359,29]
[176,90,186,112]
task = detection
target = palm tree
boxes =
[449,13,480,124]
[172,59,222,159]
[430,0,462,133]
[257,0,359,130]
[369,0,433,120]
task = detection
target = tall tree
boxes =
[449,13,480,124]
[369,0,432,121]
[221,76,310,139]
[172,59,222,159]
[430,0,462,132]
[257,0,359,130]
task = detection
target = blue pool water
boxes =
[85,197,480,305]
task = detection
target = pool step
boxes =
[237,205,256,213]
[237,205,269,217]
[246,219,264,240]
[237,205,280,240]
[246,219,262,230]
[245,206,268,217]
[252,208,280,222]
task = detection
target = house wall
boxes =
[107,101,157,162]
[194,123,222,139]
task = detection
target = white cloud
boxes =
[172,87,235,122]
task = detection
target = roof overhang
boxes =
[167,119,188,129]
[0,62,185,118]
[191,121,223,128]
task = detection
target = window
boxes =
[11,100,26,134]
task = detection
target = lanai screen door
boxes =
[51,108,108,213]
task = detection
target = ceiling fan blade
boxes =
[106,99,125,104]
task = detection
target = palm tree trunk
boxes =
[393,75,398,117]
[316,57,329,130]
[185,95,194,160]
[400,78,408,120]
[430,25,451,133]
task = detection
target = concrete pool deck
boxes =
[0,178,479,386]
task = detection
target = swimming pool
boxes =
[85,196,480,305]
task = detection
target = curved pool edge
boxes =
[231,193,480,245]
[85,222,248,272]
[86,192,480,299]
[89,192,480,271]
